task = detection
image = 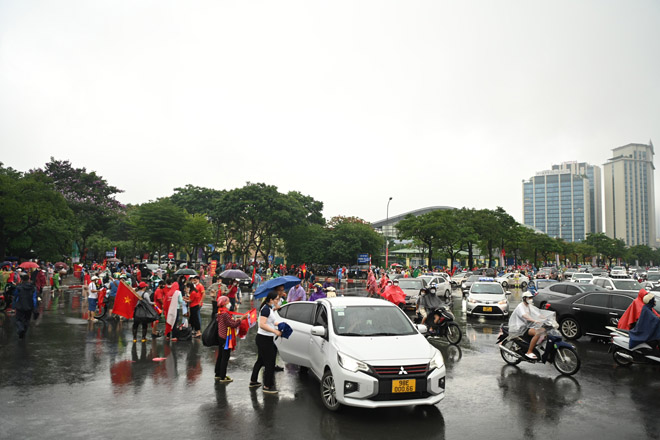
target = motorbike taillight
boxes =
[544,303,552,310]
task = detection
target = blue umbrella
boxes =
[253,275,301,299]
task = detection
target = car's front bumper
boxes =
[466,302,508,316]
[335,365,446,409]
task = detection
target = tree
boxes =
[134,199,187,262]
[396,213,438,267]
[0,164,74,259]
[327,221,383,265]
[33,158,124,260]
[182,213,213,262]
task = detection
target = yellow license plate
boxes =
[392,379,416,393]
[483,306,493,312]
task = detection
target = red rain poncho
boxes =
[618,289,660,330]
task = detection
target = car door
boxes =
[609,294,634,327]
[572,293,610,335]
[309,303,329,378]
[275,302,316,367]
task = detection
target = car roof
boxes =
[318,297,396,308]
[544,289,637,304]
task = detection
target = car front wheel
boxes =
[560,317,581,340]
[320,370,341,411]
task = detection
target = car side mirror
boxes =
[605,286,613,290]
[416,324,428,334]
[506,291,512,295]
[311,326,327,337]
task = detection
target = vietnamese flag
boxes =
[112,281,139,319]
[251,266,256,284]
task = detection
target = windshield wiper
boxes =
[366,332,401,336]
[339,332,363,336]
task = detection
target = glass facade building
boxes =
[523,171,591,242]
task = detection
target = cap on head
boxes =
[522,291,534,299]
[643,292,655,304]
[138,281,148,289]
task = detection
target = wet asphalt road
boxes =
[1,285,659,440]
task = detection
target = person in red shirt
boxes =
[191,275,205,334]
[188,283,203,337]
[151,281,166,338]
[226,279,239,311]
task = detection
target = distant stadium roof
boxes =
[372,206,455,228]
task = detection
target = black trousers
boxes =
[214,338,231,378]
[132,320,148,339]
[190,305,201,331]
[251,334,276,387]
[15,310,32,338]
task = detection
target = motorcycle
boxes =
[497,317,581,376]
[422,305,462,345]
[607,326,660,367]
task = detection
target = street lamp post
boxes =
[385,197,393,269]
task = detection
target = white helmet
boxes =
[522,291,534,299]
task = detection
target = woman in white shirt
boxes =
[250,288,283,393]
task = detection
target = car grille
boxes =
[371,364,428,377]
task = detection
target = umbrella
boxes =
[254,275,302,299]
[174,268,197,276]
[19,261,39,269]
[1,261,12,267]
[390,263,403,267]
[219,269,250,279]
[107,257,121,263]
[54,262,69,270]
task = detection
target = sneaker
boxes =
[525,353,538,360]
[274,365,284,372]
[249,381,262,388]
[215,376,233,383]
[263,386,278,394]
[141,339,147,343]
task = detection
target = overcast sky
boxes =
[1,1,659,226]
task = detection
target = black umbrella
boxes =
[219,269,250,279]
[174,268,197,276]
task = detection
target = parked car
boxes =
[274,297,446,410]
[534,290,640,340]
[494,272,529,289]
[571,273,594,284]
[472,267,497,278]
[533,282,605,305]
[418,275,452,301]
[591,277,643,293]
[590,267,608,277]
[396,278,428,312]
[536,267,560,280]
[609,266,628,278]
[465,280,511,317]
[644,272,660,290]
[451,271,469,287]
[563,268,578,280]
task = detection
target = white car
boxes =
[610,266,628,278]
[418,275,452,300]
[571,273,594,284]
[466,281,511,317]
[274,297,446,411]
[591,277,643,293]
[494,273,529,289]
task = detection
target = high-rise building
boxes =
[523,170,591,242]
[604,142,656,247]
[550,162,603,234]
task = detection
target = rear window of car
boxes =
[612,280,643,290]
[281,303,316,325]
[549,285,567,294]
[467,275,481,282]
[647,274,660,281]
[611,295,634,311]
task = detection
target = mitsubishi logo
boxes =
[398,366,408,375]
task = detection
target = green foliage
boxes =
[134,199,187,260]
[0,165,74,259]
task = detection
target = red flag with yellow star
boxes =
[112,281,139,319]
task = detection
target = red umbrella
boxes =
[19,261,39,269]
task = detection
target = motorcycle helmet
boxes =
[522,291,534,299]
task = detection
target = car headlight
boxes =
[498,299,507,305]
[468,298,477,304]
[429,349,444,371]
[337,352,369,373]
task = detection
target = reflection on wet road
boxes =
[1,287,659,439]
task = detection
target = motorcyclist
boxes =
[628,292,660,349]
[417,286,443,325]
[618,289,660,330]
[508,291,545,360]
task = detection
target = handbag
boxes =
[202,316,220,347]
[134,300,159,322]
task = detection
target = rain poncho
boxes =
[618,289,660,330]
[629,303,660,348]
[418,291,443,311]
[508,300,554,338]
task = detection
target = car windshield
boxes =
[467,275,481,282]
[471,283,503,294]
[332,305,417,336]
[397,279,424,289]
[612,280,643,290]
